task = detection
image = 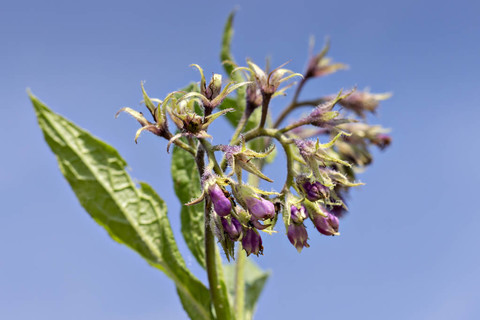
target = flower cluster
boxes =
[117,34,391,257]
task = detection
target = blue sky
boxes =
[1,0,480,319]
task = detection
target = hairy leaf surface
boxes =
[171,144,206,268]
[31,94,212,320]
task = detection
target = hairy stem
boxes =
[194,143,231,320]
[231,112,249,144]
[173,139,196,156]
[205,199,232,320]
[199,138,223,175]
[273,77,307,128]
[241,128,295,190]
[258,92,272,129]
[234,243,246,319]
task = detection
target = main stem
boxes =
[205,199,231,320]
[234,243,246,319]
[195,143,231,320]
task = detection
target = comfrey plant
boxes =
[30,12,391,320]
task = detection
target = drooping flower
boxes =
[312,210,340,236]
[287,223,310,252]
[290,205,308,224]
[300,180,330,202]
[231,183,278,221]
[245,196,275,220]
[245,81,263,116]
[208,184,232,217]
[371,133,392,150]
[221,217,243,241]
[242,228,263,256]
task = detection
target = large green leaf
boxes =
[171,144,206,268]
[30,93,213,320]
[224,259,270,320]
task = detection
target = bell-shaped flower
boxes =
[312,209,340,236]
[290,205,308,224]
[242,228,263,256]
[221,217,243,241]
[287,223,310,252]
[297,176,330,202]
[208,183,232,217]
[231,183,278,221]
[244,196,275,220]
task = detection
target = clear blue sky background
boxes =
[1,0,480,319]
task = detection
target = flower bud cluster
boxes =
[198,171,276,257]
[117,29,391,258]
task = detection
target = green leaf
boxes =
[220,11,247,125]
[171,143,206,268]
[219,97,242,128]
[30,93,213,320]
[221,10,242,84]
[224,259,270,320]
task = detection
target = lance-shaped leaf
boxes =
[224,258,270,320]
[220,11,247,123]
[171,143,206,268]
[221,10,243,84]
[30,93,213,320]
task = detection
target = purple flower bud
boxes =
[302,181,330,202]
[371,133,392,150]
[208,184,231,217]
[221,217,243,241]
[287,223,310,252]
[290,205,308,224]
[330,204,346,218]
[245,196,275,220]
[313,211,340,236]
[246,83,262,116]
[204,74,222,100]
[242,228,263,256]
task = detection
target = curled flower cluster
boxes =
[117,33,391,257]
